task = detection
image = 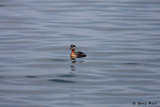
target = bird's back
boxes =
[75,51,86,58]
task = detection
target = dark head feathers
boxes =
[70,45,76,49]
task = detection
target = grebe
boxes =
[70,45,86,59]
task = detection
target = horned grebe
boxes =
[70,45,86,59]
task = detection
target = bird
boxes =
[70,45,86,59]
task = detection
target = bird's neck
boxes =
[71,49,75,53]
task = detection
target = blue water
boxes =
[0,0,160,107]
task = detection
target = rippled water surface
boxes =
[0,0,160,107]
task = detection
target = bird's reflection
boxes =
[71,58,76,63]
[70,58,76,71]
[70,58,85,71]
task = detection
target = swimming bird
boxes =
[70,45,86,59]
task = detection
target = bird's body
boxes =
[70,45,86,59]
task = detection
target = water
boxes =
[0,0,160,107]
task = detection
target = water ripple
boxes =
[0,0,160,107]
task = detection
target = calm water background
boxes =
[0,0,160,107]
